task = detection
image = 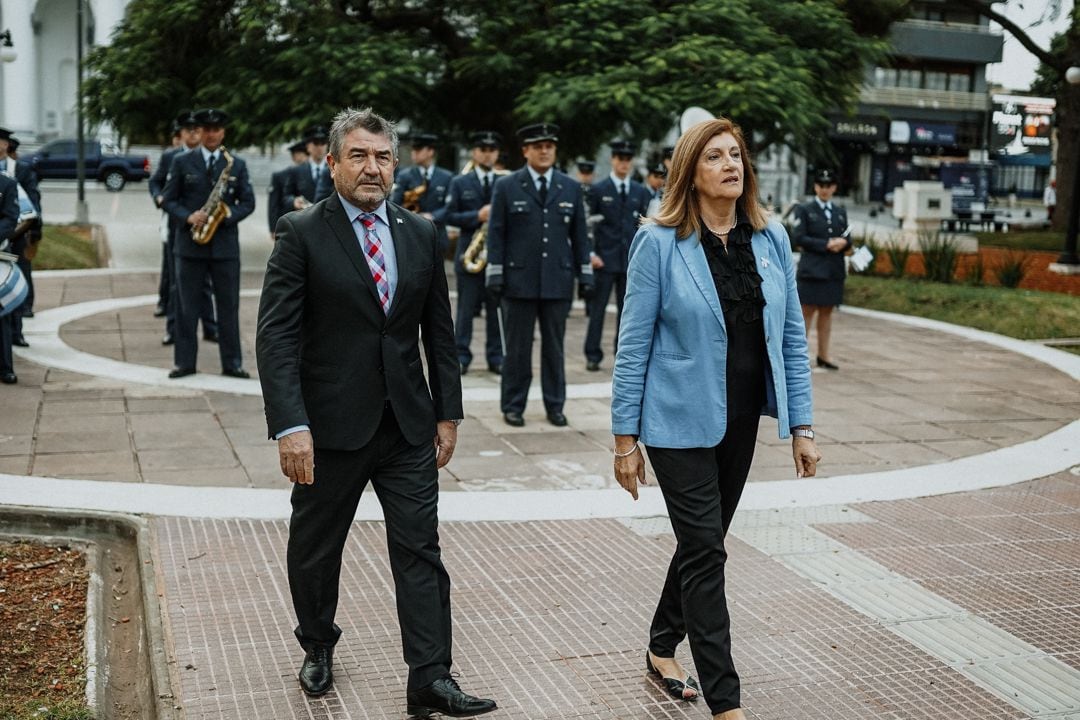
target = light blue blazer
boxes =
[611,220,813,448]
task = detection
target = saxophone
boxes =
[192,149,235,245]
[460,166,507,274]
[402,177,428,212]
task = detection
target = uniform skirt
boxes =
[797,277,844,307]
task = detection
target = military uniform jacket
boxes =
[0,174,19,241]
[282,162,333,210]
[792,200,850,281]
[443,171,493,265]
[588,177,651,273]
[162,149,256,260]
[267,167,292,233]
[485,167,593,300]
[391,165,452,250]
[148,146,180,200]
[3,158,40,215]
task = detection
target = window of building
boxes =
[898,69,921,88]
[948,71,972,92]
[925,71,948,91]
[874,67,898,87]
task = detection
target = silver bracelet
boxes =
[613,444,640,458]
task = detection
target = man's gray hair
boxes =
[328,107,399,160]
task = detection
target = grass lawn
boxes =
[845,275,1080,341]
[32,225,101,270]
[974,230,1064,253]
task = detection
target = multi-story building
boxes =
[824,1,1004,206]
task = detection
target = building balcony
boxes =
[861,86,989,112]
[889,19,1003,63]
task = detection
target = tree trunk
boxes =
[1052,70,1080,234]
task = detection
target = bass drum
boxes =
[0,255,28,317]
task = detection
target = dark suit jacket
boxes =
[392,165,452,252]
[256,193,462,450]
[282,162,333,211]
[162,148,256,260]
[485,167,593,300]
[268,167,292,233]
[587,177,651,273]
[792,200,850,281]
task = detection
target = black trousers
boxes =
[0,312,13,375]
[583,269,626,364]
[165,238,217,337]
[174,256,239,371]
[454,268,502,369]
[287,406,452,691]
[645,414,760,715]
[158,238,171,309]
[500,297,571,415]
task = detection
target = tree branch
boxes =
[952,0,1067,73]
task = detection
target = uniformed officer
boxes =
[486,123,594,427]
[391,132,452,254]
[0,127,39,345]
[575,160,596,189]
[151,120,184,318]
[268,141,309,237]
[152,109,218,346]
[645,161,666,216]
[283,126,332,213]
[0,173,22,384]
[792,168,850,371]
[583,140,651,372]
[444,130,504,375]
[162,107,256,379]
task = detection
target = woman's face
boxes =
[693,132,743,203]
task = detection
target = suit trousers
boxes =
[583,270,626,364]
[174,256,240,371]
[165,238,217,337]
[287,406,452,691]
[500,297,571,415]
[645,413,761,715]
[454,268,503,369]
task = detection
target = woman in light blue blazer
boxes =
[611,118,821,720]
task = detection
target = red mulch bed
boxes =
[877,248,1080,295]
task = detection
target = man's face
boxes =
[647,173,664,191]
[411,146,435,167]
[522,141,556,173]
[181,126,201,148]
[0,138,9,159]
[291,150,309,165]
[307,140,328,164]
[612,154,633,178]
[327,127,397,211]
[472,145,499,170]
[814,182,837,202]
[201,125,225,151]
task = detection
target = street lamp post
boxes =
[1052,67,1080,272]
[74,0,89,225]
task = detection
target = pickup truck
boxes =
[26,139,151,192]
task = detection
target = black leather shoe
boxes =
[168,367,196,379]
[646,650,699,701]
[585,360,600,372]
[12,336,28,348]
[547,411,568,427]
[459,363,469,375]
[406,675,496,718]
[21,309,33,319]
[487,363,502,375]
[153,305,166,318]
[161,333,174,346]
[298,646,333,697]
[203,332,219,343]
[503,412,524,427]
[816,356,840,371]
[1,373,16,384]
[222,367,250,379]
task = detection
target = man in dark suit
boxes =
[256,107,496,717]
[267,141,308,237]
[0,127,39,345]
[443,130,503,375]
[162,107,255,379]
[391,132,452,254]
[283,126,332,213]
[583,140,651,371]
[152,110,218,346]
[485,122,595,427]
[0,173,23,384]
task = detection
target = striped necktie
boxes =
[358,213,391,313]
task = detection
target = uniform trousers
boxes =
[174,256,240,371]
[165,236,217,337]
[500,297,571,415]
[454,268,502,369]
[645,413,761,715]
[287,405,452,691]
[583,269,626,364]
[0,312,14,375]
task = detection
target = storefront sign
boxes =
[889,121,957,146]
[991,94,1055,156]
[828,118,888,141]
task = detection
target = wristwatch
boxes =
[791,427,815,440]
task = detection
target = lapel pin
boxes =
[396,218,404,224]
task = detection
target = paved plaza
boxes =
[0,186,1079,718]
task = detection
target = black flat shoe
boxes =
[298,646,333,696]
[646,650,699,701]
[153,305,166,318]
[487,363,502,375]
[547,411,568,427]
[203,332,219,343]
[168,367,196,379]
[161,333,174,346]
[406,675,496,718]
[12,337,28,347]
[222,367,250,379]
[460,363,469,375]
[503,411,524,427]
[1,373,17,384]
[586,360,600,372]
[816,356,839,371]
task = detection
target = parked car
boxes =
[26,139,151,192]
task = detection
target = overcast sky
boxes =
[985,0,1075,93]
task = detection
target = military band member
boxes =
[162,107,256,379]
[0,127,39,345]
[584,140,650,372]
[268,141,309,236]
[150,120,184,318]
[283,126,332,212]
[575,160,596,188]
[445,130,504,375]
[486,123,594,427]
[391,132,452,254]
[0,173,22,384]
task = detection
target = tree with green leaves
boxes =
[86,0,895,166]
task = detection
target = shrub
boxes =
[994,250,1033,288]
[883,238,911,278]
[965,253,986,287]
[917,231,960,284]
